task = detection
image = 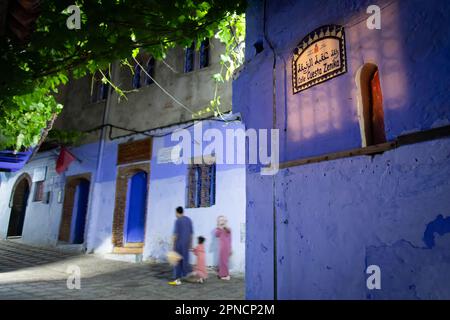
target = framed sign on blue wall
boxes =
[292,25,347,94]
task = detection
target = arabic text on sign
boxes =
[295,38,341,87]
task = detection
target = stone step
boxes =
[123,242,144,248]
[5,236,22,241]
[55,243,86,254]
[113,246,143,254]
[100,253,144,263]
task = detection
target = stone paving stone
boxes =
[0,240,244,300]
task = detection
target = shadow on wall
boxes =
[284,0,409,160]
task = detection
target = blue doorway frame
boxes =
[70,179,90,244]
[124,171,147,244]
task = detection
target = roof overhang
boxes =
[0,148,33,172]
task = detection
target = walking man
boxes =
[168,206,193,285]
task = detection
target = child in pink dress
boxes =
[192,236,207,283]
[215,215,232,280]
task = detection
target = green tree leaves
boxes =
[0,0,246,150]
[0,81,63,150]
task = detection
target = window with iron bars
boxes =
[186,163,216,208]
[33,181,44,202]
[184,38,210,73]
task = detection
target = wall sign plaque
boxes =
[157,145,181,164]
[32,166,47,182]
[292,25,347,94]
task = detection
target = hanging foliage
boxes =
[0,0,246,150]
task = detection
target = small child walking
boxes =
[192,236,207,283]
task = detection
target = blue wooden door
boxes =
[72,180,90,244]
[125,172,147,243]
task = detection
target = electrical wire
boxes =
[83,115,240,142]
[161,58,179,74]
[133,56,196,115]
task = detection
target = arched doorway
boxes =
[70,179,90,244]
[7,174,31,237]
[59,174,91,244]
[124,171,148,244]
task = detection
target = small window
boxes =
[356,63,387,147]
[132,64,141,89]
[91,71,109,103]
[193,166,201,208]
[187,163,216,208]
[199,39,210,69]
[33,181,44,202]
[208,164,216,206]
[145,57,155,85]
[100,71,109,100]
[184,42,195,73]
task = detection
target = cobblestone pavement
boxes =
[0,240,244,300]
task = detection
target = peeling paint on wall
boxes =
[423,215,450,249]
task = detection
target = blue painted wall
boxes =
[276,139,450,299]
[238,0,450,162]
[235,0,450,299]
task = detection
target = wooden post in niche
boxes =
[370,70,387,145]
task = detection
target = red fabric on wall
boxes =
[370,70,387,144]
[55,147,76,174]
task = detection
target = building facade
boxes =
[0,38,246,273]
[235,0,450,299]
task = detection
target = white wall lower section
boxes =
[144,167,246,273]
